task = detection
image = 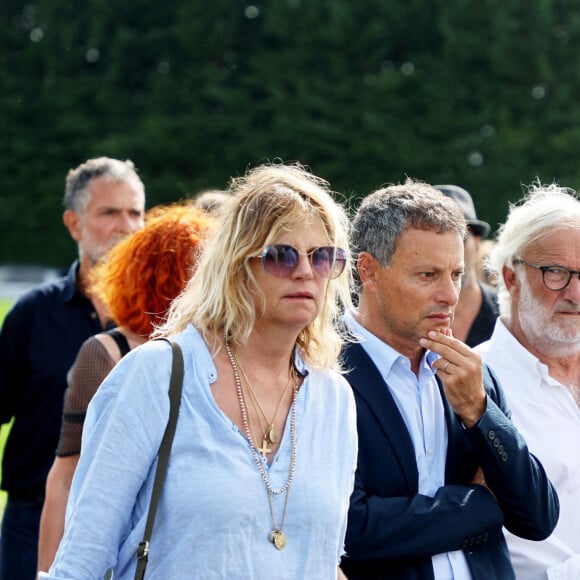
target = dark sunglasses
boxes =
[254,244,347,279]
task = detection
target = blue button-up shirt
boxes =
[41,324,358,579]
[0,261,111,495]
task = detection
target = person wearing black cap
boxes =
[434,185,499,347]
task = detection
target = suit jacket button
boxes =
[501,452,508,461]
[488,430,495,440]
[493,439,500,448]
[498,445,504,454]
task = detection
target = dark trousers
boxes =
[0,496,43,580]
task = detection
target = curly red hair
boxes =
[90,203,216,336]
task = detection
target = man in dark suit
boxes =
[340,179,559,580]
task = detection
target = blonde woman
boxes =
[42,163,358,580]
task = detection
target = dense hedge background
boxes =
[2,0,580,266]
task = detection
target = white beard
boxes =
[518,274,580,357]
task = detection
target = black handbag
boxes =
[134,339,184,580]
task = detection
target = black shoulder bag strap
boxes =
[105,328,132,358]
[134,339,184,580]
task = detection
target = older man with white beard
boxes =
[475,182,580,580]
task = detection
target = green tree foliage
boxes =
[2,0,580,265]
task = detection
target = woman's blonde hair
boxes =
[155,163,353,371]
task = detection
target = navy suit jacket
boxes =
[340,342,559,580]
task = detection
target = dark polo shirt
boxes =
[0,261,111,498]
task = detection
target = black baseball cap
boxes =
[434,184,491,238]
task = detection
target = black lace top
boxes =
[56,330,130,456]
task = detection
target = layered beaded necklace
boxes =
[224,332,299,550]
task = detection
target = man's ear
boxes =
[502,263,517,292]
[358,252,379,289]
[63,210,82,242]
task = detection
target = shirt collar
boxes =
[61,260,85,304]
[484,317,551,383]
[343,309,438,378]
[292,348,310,378]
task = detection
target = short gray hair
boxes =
[64,157,145,214]
[488,180,580,316]
[351,178,467,281]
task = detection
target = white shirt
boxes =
[345,311,472,580]
[476,319,580,580]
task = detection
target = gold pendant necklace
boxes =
[231,348,294,454]
[225,332,298,550]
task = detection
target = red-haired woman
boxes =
[37,204,215,572]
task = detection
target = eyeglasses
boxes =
[512,259,580,291]
[254,244,347,279]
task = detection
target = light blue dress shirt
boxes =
[344,311,472,580]
[41,324,357,580]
